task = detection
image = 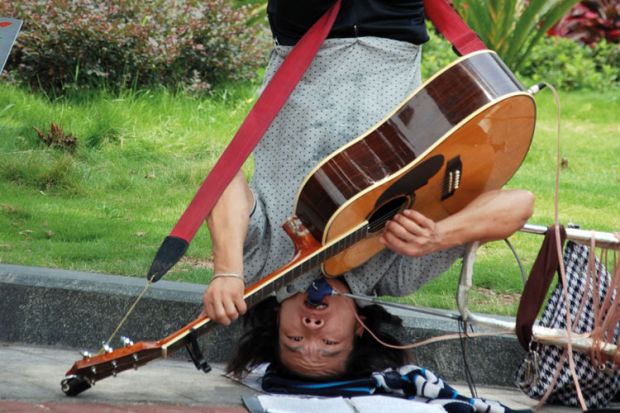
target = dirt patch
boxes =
[180,256,214,271]
[471,287,520,307]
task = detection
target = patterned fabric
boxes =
[262,364,533,413]
[241,36,464,302]
[515,241,620,408]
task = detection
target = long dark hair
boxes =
[226,295,411,379]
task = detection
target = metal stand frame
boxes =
[457,225,620,360]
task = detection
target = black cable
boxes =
[458,318,478,398]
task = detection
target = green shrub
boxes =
[591,39,620,75]
[423,23,619,91]
[421,25,457,80]
[0,1,269,93]
[517,36,620,90]
[452,0,581,72]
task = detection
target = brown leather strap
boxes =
[515,224,567,350]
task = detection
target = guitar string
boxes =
[368,206,405,232]
[97,280,152,354]
[95,201,400,354]
[248,210,398,305]
[97,215,368,354]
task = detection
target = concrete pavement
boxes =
[0,343,252,412]
[0,264,606,412]
[0,343,582,412]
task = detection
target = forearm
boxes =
[381,189,534,257]
[203,170,253,325]
[206,170,254,276]
[435,189,534,249]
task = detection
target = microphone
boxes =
[305,278,334,307]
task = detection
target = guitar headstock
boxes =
[61,340,161,396]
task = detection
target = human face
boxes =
[278,278,362,378]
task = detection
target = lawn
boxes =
[0,83,618,315]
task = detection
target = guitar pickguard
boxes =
[374,155,444,211]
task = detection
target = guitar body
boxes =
[293,51,536,276]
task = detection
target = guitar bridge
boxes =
[441,156,462,200]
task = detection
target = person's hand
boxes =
[202,276,246,326]
[379,209,443,257]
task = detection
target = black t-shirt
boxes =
[268,0,428,46]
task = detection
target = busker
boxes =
[202,3,534,411]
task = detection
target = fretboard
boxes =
[244,221,370,308]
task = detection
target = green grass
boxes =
[0,84,258,283]
[0,84,618,315]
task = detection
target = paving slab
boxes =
[0,344,254,406]
[0,343,582,413]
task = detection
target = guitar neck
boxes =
[64,220,371,391]
[247,221,369,305]
[161,220,370,352]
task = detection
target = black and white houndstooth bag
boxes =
[515,241,620,408]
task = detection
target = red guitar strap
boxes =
[424,0,487,55]
[148,0,486,281]
[147,0,343,280]
[169,1,342,243]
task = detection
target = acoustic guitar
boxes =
[61,50,536,396]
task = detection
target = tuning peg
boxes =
[120,336,134,346]
[80,350,92,360]
[102,342,113,353]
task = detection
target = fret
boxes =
[323,243,337,259]
[282,269,296,286]
[243,224,371,310]
[308,253,321,267]
[273,276,285,292]
[300,258,309,274]
[245,291,261,308]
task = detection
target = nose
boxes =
[302,316,324,329]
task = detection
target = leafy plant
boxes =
[423,19,620,90]
[549,0,620,45]
[422,23,456,79]
[233,0,267,26]
[0,0,270,93]
[517,35,619,90]
[451,0,581,72]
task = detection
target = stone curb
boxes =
[0,264,525,386]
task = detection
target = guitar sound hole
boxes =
[367,195,410,234]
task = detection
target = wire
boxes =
[335,291,461,320]
[505,238,527,286]
[534,81,587,411]
[458,320,478,398]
